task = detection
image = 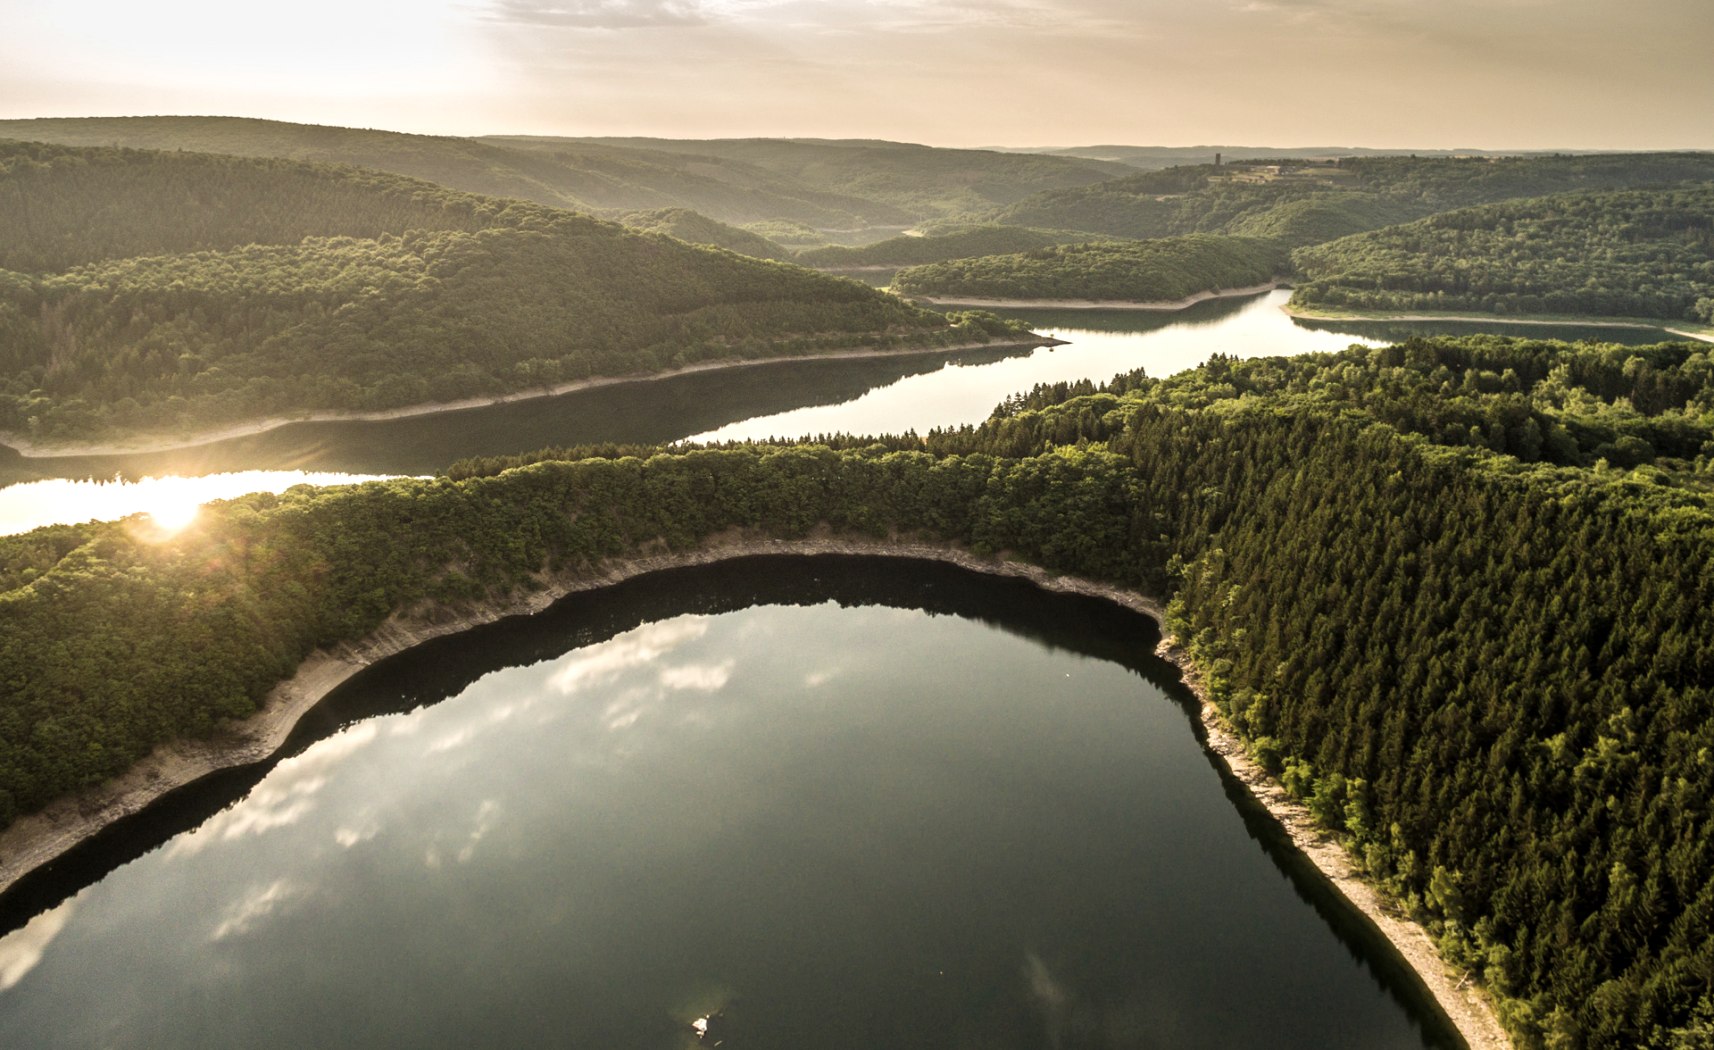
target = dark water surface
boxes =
[0,557,1459,1049]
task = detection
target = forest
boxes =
[4,332,1714,1047]
[794,224,1094,268]
[0,141,1039,443]
[990,153,1714,245]
[890,235,1286,301]
[1291,183,1714,323]
[613,208,793,260]
[0,117,1125,230]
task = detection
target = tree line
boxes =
[1291,183,1714,323]
[890,234,1286,301]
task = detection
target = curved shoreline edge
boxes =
[0,336,1060,460]
[1284,305,1714,344]
[0,533,1508,1049]
[906,280,1285,312]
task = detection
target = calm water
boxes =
[0,557,1459,1049]
[2,291,1387,531]
[7,290,1681,533]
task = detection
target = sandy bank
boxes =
[0,337,1057,460]
[907,280,1284,312]
[0,534,1506,1047]
[1285,305,1714,344]
[1154,641,1511,1050]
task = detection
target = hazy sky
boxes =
[3,0,1710,148]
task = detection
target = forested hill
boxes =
[891,235,1286,302]
[613,208,793,261]
[492,135,1132,220]
[0,117,1125,229]
[0,116,903,227]
[0,140,1027,443]
[990,152,1714,245]
[794,224,1095,269]
[1291,182,1714,324]
[0,140,512,273]
[5,332,1714,1045]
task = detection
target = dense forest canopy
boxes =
[1291,183,1714,323]
[0,140,507,273]
[991,153,1714,245]
[890,235,1286,301]
[613,207,793,260]
[5,332,1714,1046]
[0,140,1037,443]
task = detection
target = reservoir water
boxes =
[2,291,1376,531]
[3,289,1685,534]
[0,557,1461,1049]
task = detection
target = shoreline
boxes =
[906,280,1284,311]
[1284,305,1714,344]
[0,336,1058,460]
[1153,641,1511,1050]
[0,533,1506,1048]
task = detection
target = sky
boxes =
[2,0,1711,149]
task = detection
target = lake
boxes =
[0,556,1462,1049]
[2,290,1395,532]
[5,290,1686,535]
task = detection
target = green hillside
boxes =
[0,116,910,228]
[795,224,1097,268]
[1291,183,1714,323]
[0,141,1025,443]
[613,207,792,260]
[892,235,1286,301]
[495,135,1129,221]
[0,139,506,273]
[0,117,1126,231]
[994,153,1714,246]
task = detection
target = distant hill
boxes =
[0,141,1024,445]
[992,153,1714,245]
[1291,182,1714,323]
[892,235,1286,302]
[613,208,793,260]
[0,117,1122,231]
[0,139,508,273]
[494,135,1131,222]
[991,144,1602,170]
[795,224,1099,269]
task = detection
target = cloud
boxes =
[659,659,734,692]
[486,0,709,28]
[548,618,710,694]
[0,900,75,992]
[166,723,378,859]
[210,879,300,942]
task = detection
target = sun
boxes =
[140,491,202,535]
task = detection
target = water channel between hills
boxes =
[0,556,1463,1049]
[5,288,1677,535]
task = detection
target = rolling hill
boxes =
[0,140,1023,445]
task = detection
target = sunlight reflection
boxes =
[0,470,403,537]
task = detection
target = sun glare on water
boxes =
[140,490,204,535]
[0,471,406,537]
